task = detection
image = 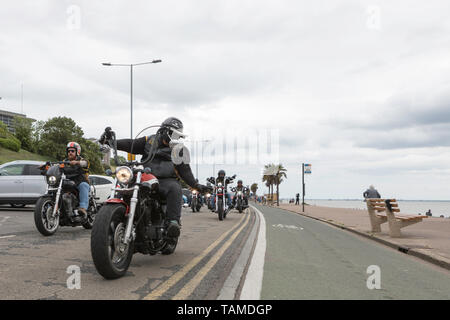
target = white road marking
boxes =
[0,235,16,239]
[272,224,304,230]
[240,205,267,300]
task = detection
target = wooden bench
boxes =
[366,199,427,237]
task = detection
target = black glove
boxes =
[99,130,112,146]
[196,183,212,194]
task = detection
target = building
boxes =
[0,109,33,134]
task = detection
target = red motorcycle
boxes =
[91,127,178,279]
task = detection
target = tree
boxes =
[274,164,287,206]
[262,163,276,205]
[36,116,103,174]
[13,116,34,152]
[37,116,85,160]
[250,183,258,196]
[79,138,104,175]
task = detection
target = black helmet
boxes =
[238,180,243,185]
[159,117,186,145]
[161,117,183,131]
[218,170,225,177]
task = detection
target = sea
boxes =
[281,199,450,218]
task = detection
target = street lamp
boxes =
[101,60,162,144]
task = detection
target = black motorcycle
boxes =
[34,162,98,236]
[190,189,202,212]
[231,187,248,213]
[91,126,186,279]
[207,175,235,221]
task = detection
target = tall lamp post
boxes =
[102,60,161,159]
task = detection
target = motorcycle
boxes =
[231,187,248,213]
[207,175,235,221]
[190,189,202,212]
[34,161,98,236]
[205,192,214,211]
[91,126,182,279]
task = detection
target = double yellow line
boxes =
[144,212,252,300]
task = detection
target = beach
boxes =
[278,203,450,269]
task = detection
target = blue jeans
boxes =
[77,182,90,210]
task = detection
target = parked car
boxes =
[87,174,115,204]
[0,160,46,207]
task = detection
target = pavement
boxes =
[277,203,450,270]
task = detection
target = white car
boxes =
[88,175,115,204]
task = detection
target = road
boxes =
[250,204,450,299]
[0,205,254,300]
[2,203,450,300]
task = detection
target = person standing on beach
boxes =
[363,185,381,199]
[295,193,300,205]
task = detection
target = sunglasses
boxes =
[68,149,76,154]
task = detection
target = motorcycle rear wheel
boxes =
[91,204,134,279]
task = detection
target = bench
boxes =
[366,199,427,237]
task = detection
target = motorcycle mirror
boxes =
[144,167,152,174]
[105,169,113,176]
[105,127,112,132]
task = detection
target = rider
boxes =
[232,179,249,208]
[64,142,90,219]
[100,117,209,239]
[210,170,234,209]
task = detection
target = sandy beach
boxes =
[277,203,450,269]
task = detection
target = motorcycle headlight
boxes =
[192,190,197,195]
[217,182,223,187]
[206,193,211,198]
[48,176,57,186]
[116,166,133,184]
[218,188,223,193]
[238,191,242,196]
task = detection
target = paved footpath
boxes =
[252,204,450,299]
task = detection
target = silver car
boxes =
[0,160,47,208]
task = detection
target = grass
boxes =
[0,146,56,165]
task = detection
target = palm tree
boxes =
[274,164,287,206]
[262,163,276,205]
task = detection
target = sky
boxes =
[1,0,450,200]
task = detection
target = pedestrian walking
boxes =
[295,193,300,205]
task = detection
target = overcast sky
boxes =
[1,0,450,200]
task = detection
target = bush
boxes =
[0,137,21,152]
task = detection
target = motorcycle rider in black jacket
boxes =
[209,170,235,209]
[100,117,209,238]
[232,179,249,208]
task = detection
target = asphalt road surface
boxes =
[253,204,450,299]
[2,203,450,300]
[0,204,254,300]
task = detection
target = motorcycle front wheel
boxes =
[34,196,59,236]
[91,204,133,279]
[218,199,224,221]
